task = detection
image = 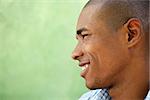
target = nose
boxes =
[71,44,83,60]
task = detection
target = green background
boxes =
[0,0,88,100]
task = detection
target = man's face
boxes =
[72,6,130,90]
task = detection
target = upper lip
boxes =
[79,60,90,67]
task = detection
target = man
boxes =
[72,0,149,100]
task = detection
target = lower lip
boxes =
[80,65,89,78]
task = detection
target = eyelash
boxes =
[81,34,88,39]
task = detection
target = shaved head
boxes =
[84,0,149,33]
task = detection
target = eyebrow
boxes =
[76,27,88,35]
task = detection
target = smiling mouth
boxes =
[81,64,89,71]
[79,61,90,78]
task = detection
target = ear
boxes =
[124,18,143,48]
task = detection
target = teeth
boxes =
[85,64,88,68]
[81,64,89,71]
[82,67,86,70]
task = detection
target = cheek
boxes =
[83,42,108,78]
[82,34,130,88]
[85,39,129,78]
[97,45,129,85]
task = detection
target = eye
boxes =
[81,34,89,39]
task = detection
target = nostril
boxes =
[71,52,78,60]
[71,50,83,60]
[72,44,83,60]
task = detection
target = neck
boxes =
[109,51,149,100]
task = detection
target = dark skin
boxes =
[72,0,149,100]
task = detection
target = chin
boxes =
[85,81,100,90]
[86,84,97,90]
[85,79,109,90]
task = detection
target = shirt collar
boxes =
[145,90,150,100]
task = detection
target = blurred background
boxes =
[0,0,88,100]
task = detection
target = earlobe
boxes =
[124,18,142,48]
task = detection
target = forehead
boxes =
[77,5,98,30]
[76,4,110,35]
[77,0,108,29]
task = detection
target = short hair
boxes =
[84,0,149,34]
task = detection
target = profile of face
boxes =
[72,5,130,90]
